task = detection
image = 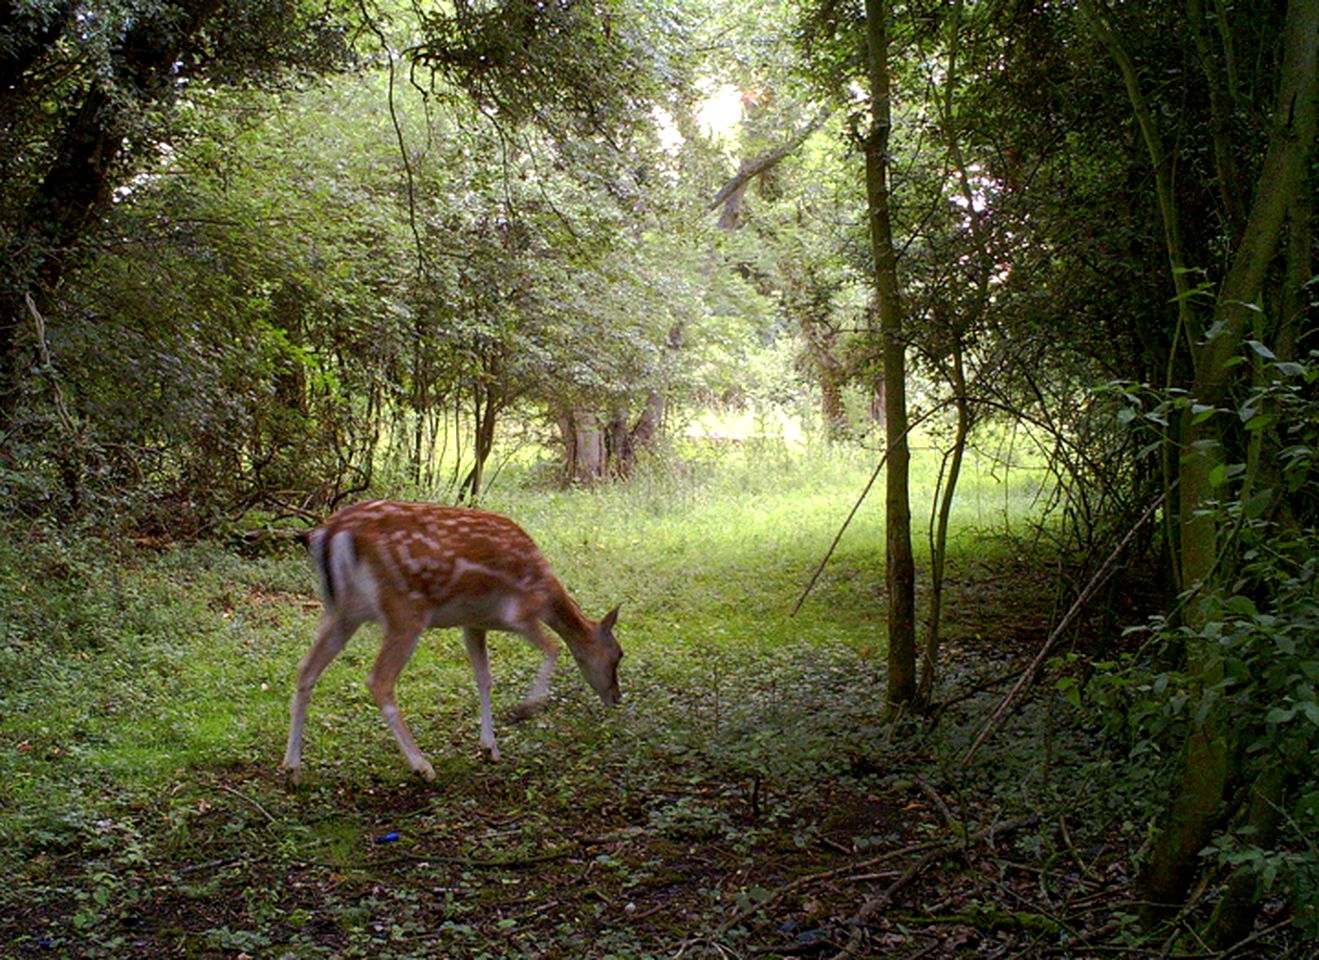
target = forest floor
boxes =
[0,452,1308,958]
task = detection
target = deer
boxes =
[280,500,622,783]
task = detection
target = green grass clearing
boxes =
[0,437,1149,960]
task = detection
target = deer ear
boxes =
[600,606,620,632]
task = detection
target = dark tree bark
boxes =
[458,382,503,503]
[709,108,832,229]
[863,0,917,712]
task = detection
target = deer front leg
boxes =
[463,627,500,760]
[366,623,436,781]
[510,622,560,721]
[282,613,357,784]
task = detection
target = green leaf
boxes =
[1223,595,1258,617]
[1245,340,1276,359]
[1243,413,1271,432]
[1240,488,1273,519]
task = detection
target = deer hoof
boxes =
[509,701,544,722]
[413,761,437,782]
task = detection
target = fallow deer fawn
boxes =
[281,500,622,783]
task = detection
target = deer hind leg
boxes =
[463,627,501,761]
[366,618,436,781]
[282,612,360,783]
[510,620,560,722]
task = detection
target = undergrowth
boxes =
[0,439,1306,957]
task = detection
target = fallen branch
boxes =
[828,813,1043,959]
[720,812,1043,944]
[959,490,1167,766]
[716,839,949,934]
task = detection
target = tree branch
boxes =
[708,106,833,217]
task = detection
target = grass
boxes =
[0,434,1192,958]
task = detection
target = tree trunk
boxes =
[607,406,635,478]
[870,375,886,428]
[917,342,970,709]
[1206,762,1287,948]
[557,406,607,485]
[863,0,917,712]
[607,390,664,479]
[458,384,500,503]
[820,371,847,439]
[0,0,220,431]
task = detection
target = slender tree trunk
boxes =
[914,0,988,710]
[870,376,886,428]
[917,342,970,708]
[458,384,500,503]
[863,0,917,711]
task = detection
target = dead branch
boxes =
[958,490,1168,766]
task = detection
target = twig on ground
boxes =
[171,855,249,877]
[216,783,278,825]
[830,847,945,958]
[364,846,579,870]
[825,813,1045,959]
[913,777,957,835]
[715,839,948,934]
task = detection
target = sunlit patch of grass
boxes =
[0,429,1065,957]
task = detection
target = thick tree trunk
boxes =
[863,0,917,712]
[557,406,607,485]
[0,0,221,431]
[1206,762,1286,948]
[1135,0,1319,923]
[607,390,664,479]
[607,407,635,478]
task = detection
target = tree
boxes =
[0,1,354,431]
[1077,0,1318,928]
[860,0,917,711]
[0,0,687,521]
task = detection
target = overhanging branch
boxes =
[708,106,833,224]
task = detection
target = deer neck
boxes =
[543,580,594,647]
